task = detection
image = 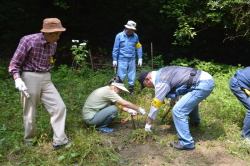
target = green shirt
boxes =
[82,86,122,120]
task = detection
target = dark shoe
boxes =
[170,142,195,151]
[128,86,134,95]
[96,127,114,132]
[190,121,200,127]
[25,141,36,146]
[52,141,73,150]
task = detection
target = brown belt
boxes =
[22,70,49,73]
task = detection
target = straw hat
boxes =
[41,18,66,33]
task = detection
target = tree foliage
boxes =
[160,0,250,45]
[0,0,250,66]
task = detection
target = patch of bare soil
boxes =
[100,120,249,166]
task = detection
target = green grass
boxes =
[1,58,250,165]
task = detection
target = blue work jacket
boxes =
[112,30,142,61]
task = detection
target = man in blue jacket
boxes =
[138,66,215,150]
[112,20,143,95]
[229,67,250,144]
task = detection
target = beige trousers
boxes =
[21,72,68,145]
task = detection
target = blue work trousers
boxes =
[86,105,118,127]
[229,75,250,138]
[117,59,136,86]
[172,79,214,148]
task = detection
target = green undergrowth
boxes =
[1,58,250,165]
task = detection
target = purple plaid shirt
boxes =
[8,33,57,79]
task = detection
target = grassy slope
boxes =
[1,59,250,165]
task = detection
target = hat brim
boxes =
[124,25,136,30]
[112,83,129,92]
[138,70,150,90]
[41,28,66,33]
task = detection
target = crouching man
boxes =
[138,66,214,150]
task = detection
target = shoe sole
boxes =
[170,142,195,151]
[174,147,195,151]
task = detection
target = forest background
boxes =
[0,0,250,66]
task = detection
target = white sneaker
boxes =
[52,141,73,150]
[242,138,250,145]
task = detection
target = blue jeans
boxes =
[86,105,118,127]
[117,59,136,86]
[229,75,250,138]
[172,79,215,148]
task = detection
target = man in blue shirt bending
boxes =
[229,67,250,145]
[112,20,143,95]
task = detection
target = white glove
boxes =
[113,61,117,66]
[127,109,137,115]
[138,107,146,116]
[145,123,152,132]
[15,78,27,91]
[138,58,142,66]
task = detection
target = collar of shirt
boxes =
[37,33,48,45]
[151,71,156,86]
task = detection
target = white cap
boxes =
[111,83,129,92]
[124,20,136,30]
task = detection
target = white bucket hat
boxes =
[111,83,129,92]
[124,20,136,30]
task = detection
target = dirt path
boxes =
[100,122,249,166]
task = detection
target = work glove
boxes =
[138,107,146,116]
[127,109,137,115]
[113,61,117,66]
[138,58,142,66]
[15,78,27,91]
[145,122,152,132]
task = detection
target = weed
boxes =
[128,129,156,144]
[1,58,250,165]
[71,40,89,70]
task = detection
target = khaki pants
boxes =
[21,72,68,145]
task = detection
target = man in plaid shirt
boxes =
[8,18,72,150]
